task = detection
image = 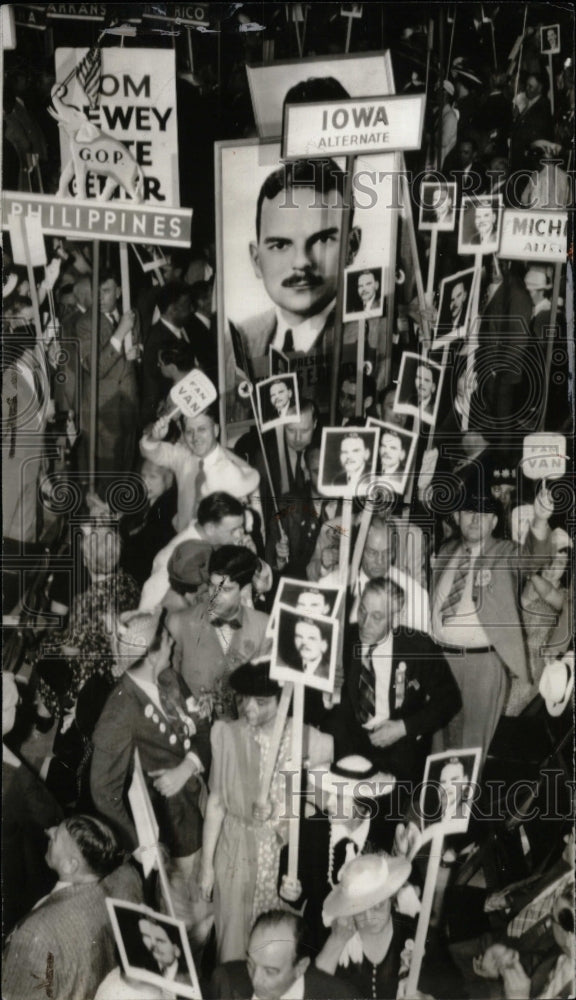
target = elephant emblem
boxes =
[49,84,145,202]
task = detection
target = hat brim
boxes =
[310,764,396,800]
[323,858,411,925]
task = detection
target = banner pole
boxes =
[403,825,445,996]
[329,156,355,425]
[287,682,305,883]
[355,321,366,418]
[538,262,562,430]
[89,241,100,492]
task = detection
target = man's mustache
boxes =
[282,272,324,288]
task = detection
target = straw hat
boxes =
[531,139,562,157]
[524,267,552,291]
[323,853,411,926]
[309,755,395,800]
[112,610,163,669]
[539,652,574,717]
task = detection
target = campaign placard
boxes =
[522,433,566,480]
[282,93,425,159]
[54,47,180,205]
[2,192,192,246]
[499,209,568,262]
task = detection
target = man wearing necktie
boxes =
[327,577,460,794]
[431,481,553,764]
[76,272,140,484]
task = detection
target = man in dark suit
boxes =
[208,910,355,999]
[187,279,218,383]
[141,281,194,426]
[510,74,554,176]
[328,576,461,786]
[76,271,140,480]
[2,815,142,1000]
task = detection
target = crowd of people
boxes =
[2,4,574,1000]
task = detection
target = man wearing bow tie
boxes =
[168,545,271,718]
[76,271,140,482]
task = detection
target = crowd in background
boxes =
[2,4,574,1000]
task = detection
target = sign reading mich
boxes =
[282,94,425,160]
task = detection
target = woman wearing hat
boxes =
[91,609,210,932]
[279,755,396,956]
[199,660,332,963]
[315,853,416,1000]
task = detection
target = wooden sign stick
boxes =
[19,216,43,344]
[355,320,366,418]
[426,229,438,304]
[155,840,177,919]
[548,53,555,115]
[400,172,431,350]
[351,505,371,581]
[403,824,445,996]
[257,682,294,808]
[345,15,353,54]
[338,498,354,587]
[241,382,287,535]
[460,254,483,433]
[329,156,356,425]
[88,240,100,491]
[538,262,562,430]
[287,681,305,884]
[275,425,290,495]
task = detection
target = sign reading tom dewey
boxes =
[2,191,192,246]
[282,94,425,159]
[499,209,568,261]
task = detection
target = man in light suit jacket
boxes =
[328,576,460,786]
[208,910,355,999]
[76,271,139,479]
[2,815,142,1000]
[168,546,271,715]
[431,481,553,761]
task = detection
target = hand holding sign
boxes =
[165,369,217,421]
[522,433,566,481]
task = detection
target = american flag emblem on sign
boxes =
[76,46,101,108]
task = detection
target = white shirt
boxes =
[432,542,490,648]
[271,299,335,355]
[359,630,395,728]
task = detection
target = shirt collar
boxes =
[274,299,335,353]
[532,297,550,318]
[161,316,183,338]
[202,443,222,469]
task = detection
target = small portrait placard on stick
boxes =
[458,195,503,256]
[541,24,561,54]
[343,265,384,321]
[433,267,475,344]
[266,577,344,638]
[394,352,444,427]
[106,899,202,999]
[418,748,482,835]
[366,418,418,495]
[318,426,379,499]
[256,372,301,431]
[419,182,457,232]
[271,604,339,694]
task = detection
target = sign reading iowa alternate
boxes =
[2,192,192,247]
[499,209,568,261]
[282,94,425,159]
[55,48,179,205]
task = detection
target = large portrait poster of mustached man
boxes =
[215,51,401,434]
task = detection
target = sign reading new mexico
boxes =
[282,94,425,159]
[55,47,179,205]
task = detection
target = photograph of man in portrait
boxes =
[271,603,338,693]
[256,372,300,431]
[419,182,456,231]
[458,195,503,255]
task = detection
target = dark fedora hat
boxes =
[228,660,281,698]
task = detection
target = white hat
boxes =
[524,267,552,290]
[539,652,574,717]
[443,79,455,96]
[202,461,260,501]
[111,610,163,675]
[308,755,395,801]
[531,139,562,156]
[323,853,411,926]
